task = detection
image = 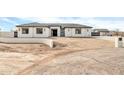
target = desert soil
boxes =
[0,37,124,75]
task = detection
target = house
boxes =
[91,32,100,36]
[93,29,110,36]
[14,22,92,38]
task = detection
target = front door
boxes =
[52,29,58,37]
[14,32,18,37]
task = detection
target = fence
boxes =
[92,36,117,42]
[92,36,124,46]
[0,38,53,48]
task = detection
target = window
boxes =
[75,28,81,34]
[36,28,43,34]
[22,28,29,34]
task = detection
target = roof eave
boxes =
[16,25,49,27]
[63,26,92,28]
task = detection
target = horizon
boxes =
[0,17,124,32]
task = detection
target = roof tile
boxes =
[16,22,92,28]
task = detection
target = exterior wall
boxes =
[0,32,14,38]
[92,36,116,41]
[92,36,124,47]
[80,28,91,37]
[65,28,91,37]
[100,32,109,36]
[122,37,124,47]
[50,27,61,37]
[0,38,53,48]
[17,27,50,38]
[18,27,33,38]
[33,27,50,37]
[16,27,92,38]
[65,28,73,37]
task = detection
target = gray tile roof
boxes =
[16,22,92,28]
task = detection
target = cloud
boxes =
[87,18,124,30]
[1,17,124,31]
[0,17,17,24]
[93,17,124,21]
[0,25,6,31]
[18,17,70,23]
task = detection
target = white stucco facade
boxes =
[16,27,50,38]
[0,38,53,48]
[65,28,91,37]
[15,26,92,38]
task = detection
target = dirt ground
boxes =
[0,37,124,75]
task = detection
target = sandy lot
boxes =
[0,37,124,75]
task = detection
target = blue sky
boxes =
[0,17,124,31]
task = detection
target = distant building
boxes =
[92,29,110,36]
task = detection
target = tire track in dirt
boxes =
[17,48,103,75]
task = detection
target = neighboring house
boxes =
[93,29,110,36]
[91,32,100,36]
[14,22,92,38]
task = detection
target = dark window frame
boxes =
[36,28,43,34]
[75,28,81,34]
[22,28,29,34]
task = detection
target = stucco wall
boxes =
[65,28,91,37]
[92,36,124,47]
[17,27,92,38]
[0,38,53,48]
[80,28,91,37]
[100,32,109,36]
[0,32,14,38]
[17,27,50,38]
[65,28,73,37]
[33,27,50,37]
[122,37,124,47]
[92,36,116,41]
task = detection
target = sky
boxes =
[0,17,124,31]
